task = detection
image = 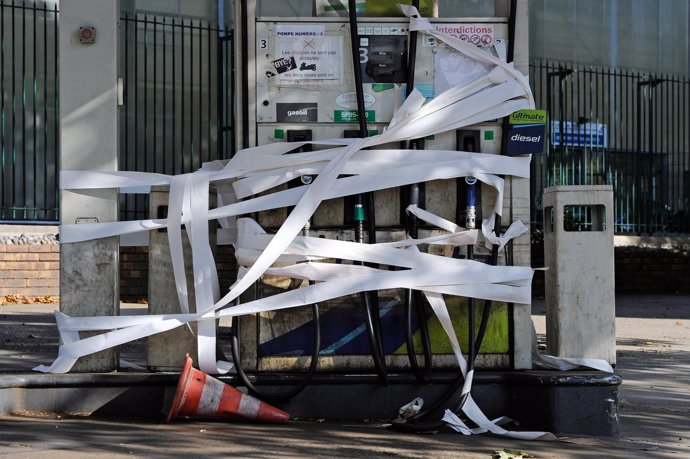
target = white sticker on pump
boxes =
[275,29,342,83]
[336,91,376,109]
[276,24,325,38]
[435,24,495,47]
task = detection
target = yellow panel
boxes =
[396,297,510,355]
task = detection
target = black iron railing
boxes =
[119,13,234,221]
[0,5,235,224]
[0,0,59,223]
[530,61,690,235]
[1,8,686,235]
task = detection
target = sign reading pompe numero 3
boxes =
[506,109,547,155]
[276,103,318,122]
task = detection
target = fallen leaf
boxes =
[1,294,58,305]
[493,450,534,459]
[35,295,59,304]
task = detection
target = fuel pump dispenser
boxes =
[231,0,536,417]
[41,1,621,436]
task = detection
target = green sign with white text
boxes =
[334,110,375,123]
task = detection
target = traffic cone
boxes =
[166,355,289,424]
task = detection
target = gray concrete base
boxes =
[0,371,621,436]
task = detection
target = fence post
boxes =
[59,0,120,372]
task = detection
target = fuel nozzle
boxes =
[465,176,477,230]
[354,201,365,243]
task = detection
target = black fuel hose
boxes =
[402,178,433,383]
[401,0,434,383]
[348,0,388,385]
[354,196,388,384]
[391,240,500,433]
[229,188,322,400]
[230,299,320,402]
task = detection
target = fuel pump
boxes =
[233,0,532,405]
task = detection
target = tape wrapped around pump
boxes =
[36,5,611,440]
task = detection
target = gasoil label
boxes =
[277,103,318,122]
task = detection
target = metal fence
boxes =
[530,61,690,235]
[0,5,235,224]
[119,13,234,221]
[0,1,58,223]
[1,6,687,235]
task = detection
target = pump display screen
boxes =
[358,34,408,83]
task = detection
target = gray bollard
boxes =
[147,186,216,371]
[543,185,616,365]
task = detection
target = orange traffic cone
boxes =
[166,355,289,424]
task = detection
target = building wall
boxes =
[529,0,690,76]
[532,236,690,295]
[118,245,238,302]
[1,235,687,299]
[615,246,690,294]
[119,246,149,301]
[1,241,237,301]
[121,0,218,19]
[0,243,60,297]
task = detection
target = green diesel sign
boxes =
[334,110,375,123]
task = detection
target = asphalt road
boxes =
[1,294,689,458]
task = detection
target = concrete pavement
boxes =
[0,414,676,459]
[1,294,689,458]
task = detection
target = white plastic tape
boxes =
[36,7,561,440]
[399,4,535,109]
[531,322,614,373]
[482,213,530,251]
